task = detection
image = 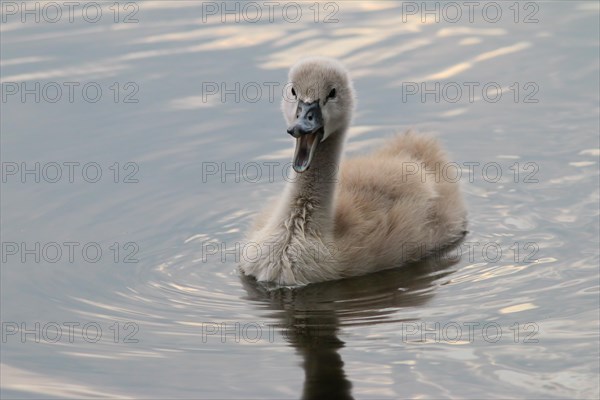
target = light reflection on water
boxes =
[1,1,599,399]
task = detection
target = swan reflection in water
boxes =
[240,246,463,400]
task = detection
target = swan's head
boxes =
[282,57,355,173]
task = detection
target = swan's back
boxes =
[333,132,466,277]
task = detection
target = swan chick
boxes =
[240,57,467,285]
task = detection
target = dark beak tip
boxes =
[292,164,310,174]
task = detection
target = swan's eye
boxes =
[327,88,336,100]
[291,88,296,98]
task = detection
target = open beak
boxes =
[287,100,323,173]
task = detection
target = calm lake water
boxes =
[1,1,599,398]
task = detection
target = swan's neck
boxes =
[279,129,345,236]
